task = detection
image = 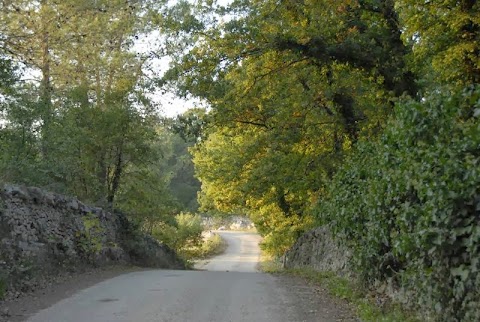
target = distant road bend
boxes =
[27,231,355,322]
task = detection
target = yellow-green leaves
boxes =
[159,0,417,255]
[396,0,480,87]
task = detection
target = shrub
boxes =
[316,87,480,320]
[175,212,203,247]
[75,213,103,262]
[187,233,227,259]
[151,212,203,257]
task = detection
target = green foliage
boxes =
[256,209,315,257]
[170,108,207,142]
[116,118,202,226]
[1,1,478,319]
[397,0,480,87]
[0,0,202,228]
[160,0,417,257]
[175,212,204,247]
[189,233,227,259]
[151,212,204,258]
[115,125,180,224]
[192,124,319,256]
[0,0,185,216]
[0,58,17,94]
[166,117,202,212]
[76,213,104,262]
[317,87,480,320]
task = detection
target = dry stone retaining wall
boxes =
[0,184,184,298]
[284,226,351,276]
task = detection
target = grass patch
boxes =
[259,256,419,322]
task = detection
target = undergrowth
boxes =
[316,87,480,320]
[184,233,227,260]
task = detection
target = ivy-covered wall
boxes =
[313,88,480,321]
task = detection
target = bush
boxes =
[151,212,203,257]
[175,212,203,247]
[187,233,227,259]
[316,87,480,321]
[75,213,103,263]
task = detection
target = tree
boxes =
[397,0,480,88]
[163,109,206,211]
[115,124,180,230]
[0,0,170,210]
[0,54,43,184]
[157,0,417,253]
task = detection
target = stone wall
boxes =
[0,184,184,297]
[284,226,351,276]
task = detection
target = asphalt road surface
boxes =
[26,231,354,322]
[195,231,261,272]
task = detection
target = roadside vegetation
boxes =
[158,1,480,320]
[151,212,227,264]
[1,1,479,320]
[0,0,206,272]
[190,233,227,260]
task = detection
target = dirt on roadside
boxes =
[275,273,359,322]
[0,265,147,322]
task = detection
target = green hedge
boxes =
[316,87,480,321]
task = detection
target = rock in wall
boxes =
[284,226,351,276]
[0,184,184,297]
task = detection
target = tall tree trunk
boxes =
[107,144,124,208]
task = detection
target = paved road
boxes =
[195,231,261,272]
[26,232,354,322]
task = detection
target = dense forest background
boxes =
[1,0,479,320]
